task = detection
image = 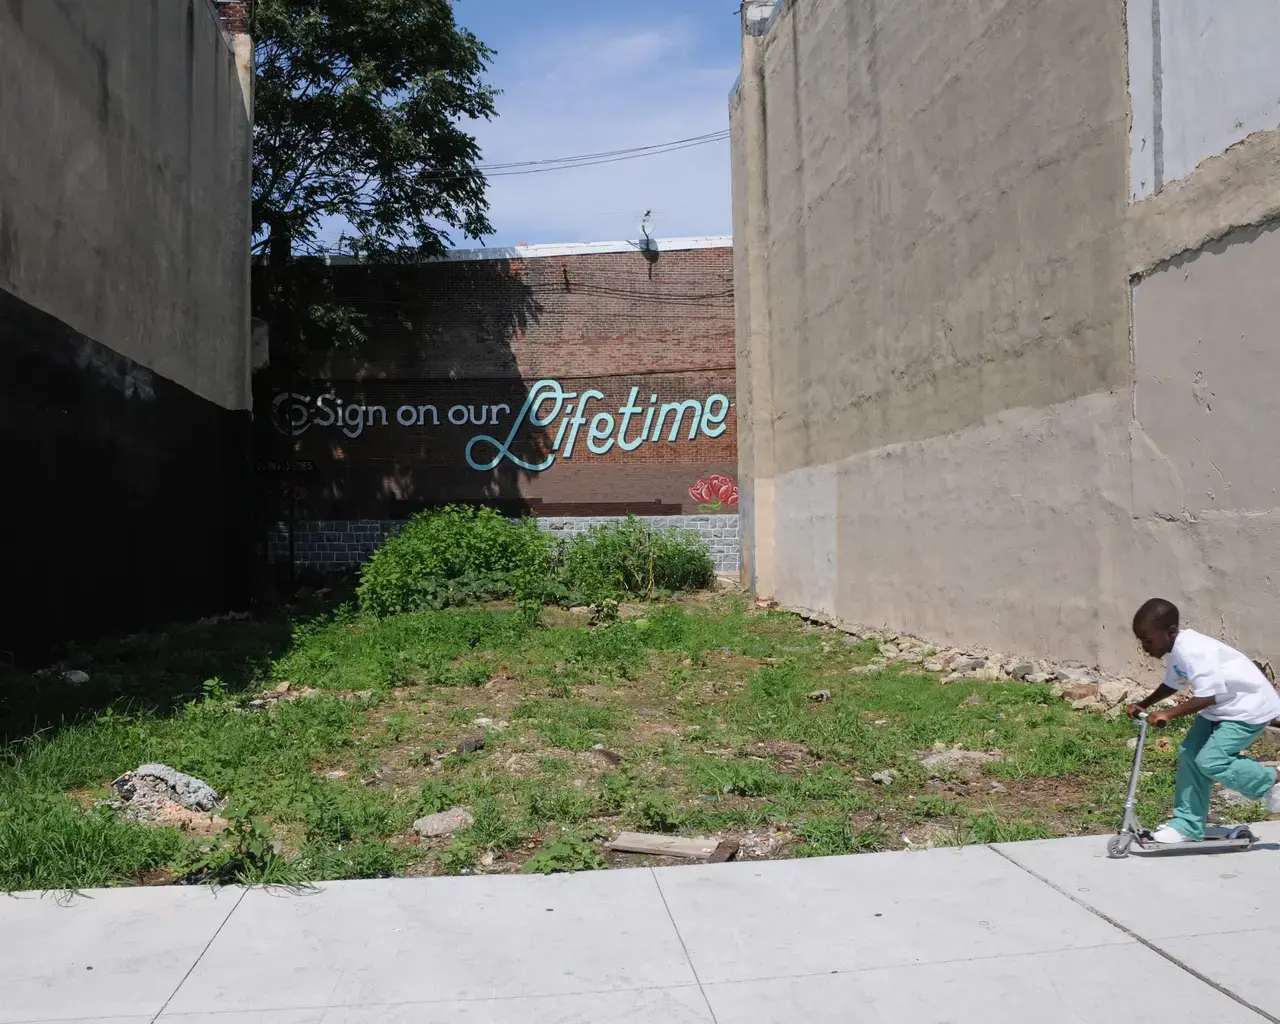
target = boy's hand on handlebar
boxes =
[1147,709,1175,728]
[1125,703,1145,720]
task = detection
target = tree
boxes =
[254,0,497,265]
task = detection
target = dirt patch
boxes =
[750,740,818,772]
[919,745,1005,776]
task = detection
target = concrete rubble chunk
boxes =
[62,669,91,684]
[413,807,474,838]
[1056,667,1097,685]
[123,763,220,812]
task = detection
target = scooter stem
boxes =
[1123,716,1149,817]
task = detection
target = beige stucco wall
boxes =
[732,0,1280,669]
[0,0,253,410]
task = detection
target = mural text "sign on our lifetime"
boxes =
[272,380,733,473]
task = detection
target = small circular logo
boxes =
[272,393,313,436]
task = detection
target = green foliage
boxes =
[632,793,681,834]
[253,0,497,265]
[522,834,605,874]
[560,517,715,600]
[0,793,183,892]
[357,507,552,616]
[356,508,714,617]
[177,810,305,887]
[796,818,889,858]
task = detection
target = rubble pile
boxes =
[108,763,227,834]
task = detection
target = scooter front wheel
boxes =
[1107,834,1132,859]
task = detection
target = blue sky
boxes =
[317,1,740,251]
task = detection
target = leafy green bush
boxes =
[357,506,552,616]
[522,834,605,874]
[356,508,714,617]
[560,516,715,600]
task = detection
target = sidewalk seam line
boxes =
[650,868,721,1024]
[150,885,249,1023]
[989,844,1278,1023]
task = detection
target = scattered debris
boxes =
[452,732,486,755]
[1058,682,1100,703]
[473,718,510,732]
[63,669,90,685]
[919,745,1005,775]
[196,611,252,626]
[325,770,348,781]
[413,807,474,838]
[965,694,984,705]
[871,770,897,787]
[590,745,624,766]
[108,764,226,833]
[248,682,319,708]
[709,839,740,863]
[807,689,832,702]
[608,832,721,859]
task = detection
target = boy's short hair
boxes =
[1133,598,1179,633]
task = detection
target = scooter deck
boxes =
[1130,836,1255,855]
[1129,826,1257,855]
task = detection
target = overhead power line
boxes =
[418,130,730,183]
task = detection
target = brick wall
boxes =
[254,241,738,521]
[268,515,741,576]
[212,1,252,35]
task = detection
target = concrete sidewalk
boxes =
[5,823,1279,1024]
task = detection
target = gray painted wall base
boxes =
[267,516,741,575]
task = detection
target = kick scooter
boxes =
[1107,711,1258,858]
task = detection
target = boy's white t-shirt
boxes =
[1163,629,1280,724]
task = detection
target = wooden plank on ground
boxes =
[608,832,720,859]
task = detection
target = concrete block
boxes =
[701,943,1256,1023]
[994,822,1280,939]
[652,845,1125,984]
[166,872,698,1015]
[0,886,242,1022]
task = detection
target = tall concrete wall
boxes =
[0,0,254,654]
[732,0,1280,673]
[0,0,252,410]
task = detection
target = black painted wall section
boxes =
[0,286,252,658]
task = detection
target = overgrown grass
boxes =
[4,591,1268,892]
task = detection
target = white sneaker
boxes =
[1150,824,1194,844]
[1265,782,1280,813]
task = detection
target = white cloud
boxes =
[467,19,735,246]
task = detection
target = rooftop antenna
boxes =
[639,210,655,252]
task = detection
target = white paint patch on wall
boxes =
[1130,0,1280,201]
[1133,220,1280,513]
[773,465,837,615]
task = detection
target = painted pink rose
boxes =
[690,476,739,511]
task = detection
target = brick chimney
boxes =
[214,0,254,121]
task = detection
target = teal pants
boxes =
[1170,717,1278,840]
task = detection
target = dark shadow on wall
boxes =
[0,286,253,662]
[251,259,547,566]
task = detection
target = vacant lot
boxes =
[3,591,1275,891]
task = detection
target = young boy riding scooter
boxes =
[1128,598,1280,843]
